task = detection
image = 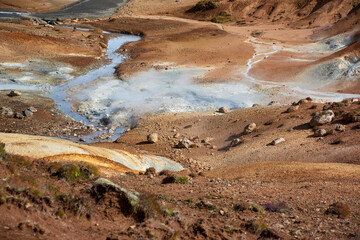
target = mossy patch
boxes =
[49,162,99,182]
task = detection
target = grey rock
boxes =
[0,107,14,117]
[310,110,335,127]
[27,106,37,113]
[176,138,196,149]
[270,137,285,145]
[23,110,33,117]
[314,129,327,137]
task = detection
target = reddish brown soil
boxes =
[0,150,359,240]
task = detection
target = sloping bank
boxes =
[0,133,183,173]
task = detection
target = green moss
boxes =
[0,143,6,160]
[49,162,99,182]
[162,175,189,184]
[56,207,65,218]
[211,16,233,23]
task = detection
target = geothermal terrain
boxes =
[0,0,359,239]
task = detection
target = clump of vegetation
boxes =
[57,193,91,219]
[190,0,218,12]
[49,162,99,182]
[263,202,291,213]
[162,175,189,184]
[211,12,233,23]
[243,219,268,234]
[248,201,265,214]
[0,143,6,159]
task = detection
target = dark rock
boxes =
[8,90,22,97]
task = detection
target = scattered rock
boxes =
[335,124,345,132]
[27,106,37,113]
[0,107,14,117]
[285,105,299,113]
[252,104,261,107]
[325,202,349,219]
[310,110,335,127]
[8,90,22,97]
[218,106,229,113]
[314,129,327,137]
[176,138,197,149]
[230,138,243,148]
[270,137,285,145]
[298,99,309,104]
[243,123,256,135]
[23,110,33,117]
[147,133,159,143]
[15,112,25,119]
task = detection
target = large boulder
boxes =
[310,110,335,127]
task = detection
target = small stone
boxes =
[23,110,33,117]
[27,106,37,113]
[15,112,25,119]
[270,137,285,145]
[252,104,261,107]
[314,129,327,137]
[335,124,345,132]
[298,99,309,104]
[286,105,299,113]
[219,210,225,215]
[176,138,196,149]
[218,107,229,113]
[147,133,159,143]
[230,138,243,147]
[243,123,256,135]
[8,90,22,97]
[173,133,180,138]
